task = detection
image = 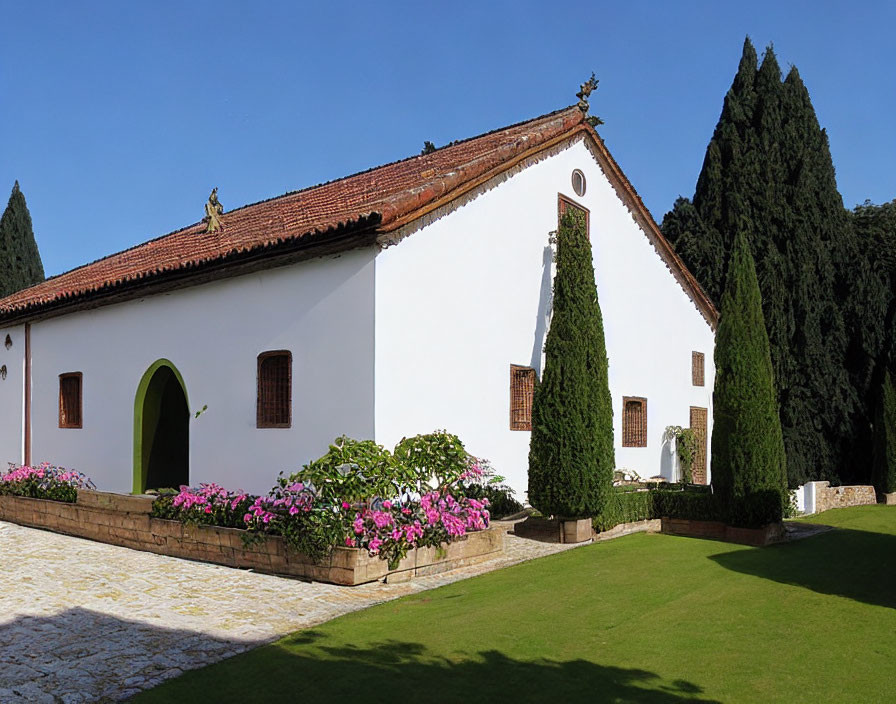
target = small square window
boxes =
[59,373,83,429]
[257,351,291,428]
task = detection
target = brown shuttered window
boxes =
[692,351,705,386]
[622,396,647,447]
[59,373,83,428]
[257,351,291,428]
[510,365,536,431]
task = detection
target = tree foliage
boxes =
[528,208,614,518]
[0,181,45,297]
[710,230,787,525]
[872,370,896,496]
[662,38,864,487]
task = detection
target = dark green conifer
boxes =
[528,207,614,518]
[662,39,855,487]
[0,182,45,297]
[872,370,896,497]
[711,229,787,525]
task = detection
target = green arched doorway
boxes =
[133,359,190,494]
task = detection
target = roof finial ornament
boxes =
[576,73,597,112]
[576,73,604,127]
[203,187,224,233]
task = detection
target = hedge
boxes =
[591,486,781,533]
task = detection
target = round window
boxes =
[571,169,586,197]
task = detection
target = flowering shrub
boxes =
[455,457,523,518]
[150,483,253,529]
[0,462,95,503]
[348,492,489,569]
[152,431,495,566]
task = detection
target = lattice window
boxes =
[690,406,708,485]
[59,373,82,428]
[510,365,536,431]
[558,195,590,237]
[257,351,292,428]
[692,351,705,387]
[622,396,647,447]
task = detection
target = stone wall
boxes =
[811,482,877,514]
[0,490,503,586]
[660,518,785,547]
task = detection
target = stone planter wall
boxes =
[884,493,896,506]
[0,490,503,586]
[660,517,785,547]
[513,516,593,544]
[811,482,877,514]
[593,519,661,542]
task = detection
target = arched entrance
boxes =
[133,360,190,493]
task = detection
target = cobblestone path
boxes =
[0,520,585,702]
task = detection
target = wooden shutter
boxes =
[622,397,647,447]
[510,365,536,431]
[692,351,705,386]
[690,406,708,484]
[257,351,292,428]
[59,373,82,428]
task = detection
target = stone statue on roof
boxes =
[576,73,598,113]
[204,188,224,233]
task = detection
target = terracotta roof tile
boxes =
[0,105,717,328]
[0,106,586,321]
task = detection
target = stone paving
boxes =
[0,520,586,702]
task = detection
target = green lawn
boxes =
[134,506,896,703]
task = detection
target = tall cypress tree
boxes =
[872,370,896,497]
[711,229,787,525]
[528,207,614,518]
[662,39,854,487]
[0,181,45,297]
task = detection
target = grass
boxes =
[134,506,896,703]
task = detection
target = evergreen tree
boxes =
[0,181,45,297]
[872,370,896,497]
[528,207,614,518]
[711,229,787,525]
[662,39,855,487]
[843,200,896,483]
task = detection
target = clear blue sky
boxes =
[2,1,894,277]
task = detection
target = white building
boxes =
[0,106,717,500]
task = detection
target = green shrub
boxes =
[528,207,615,518]
[455,457,523,518]
[393,430,469,492]
[592,490,653,532]
[652,490,721,523]
[288,436,413,503]
[592,486,721,533]
[711,230,788,526]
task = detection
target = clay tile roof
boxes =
[0,105,717,327]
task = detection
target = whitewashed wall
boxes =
[0,325,25,466]
[374,137,715,501]
[27,249,375,495]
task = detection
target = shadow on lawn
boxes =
[139,630,720,703]
[710,527,896,609]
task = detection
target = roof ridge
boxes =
[222,104,581,216]
[29,105,582,287]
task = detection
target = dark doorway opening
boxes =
[141,365,189,491]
